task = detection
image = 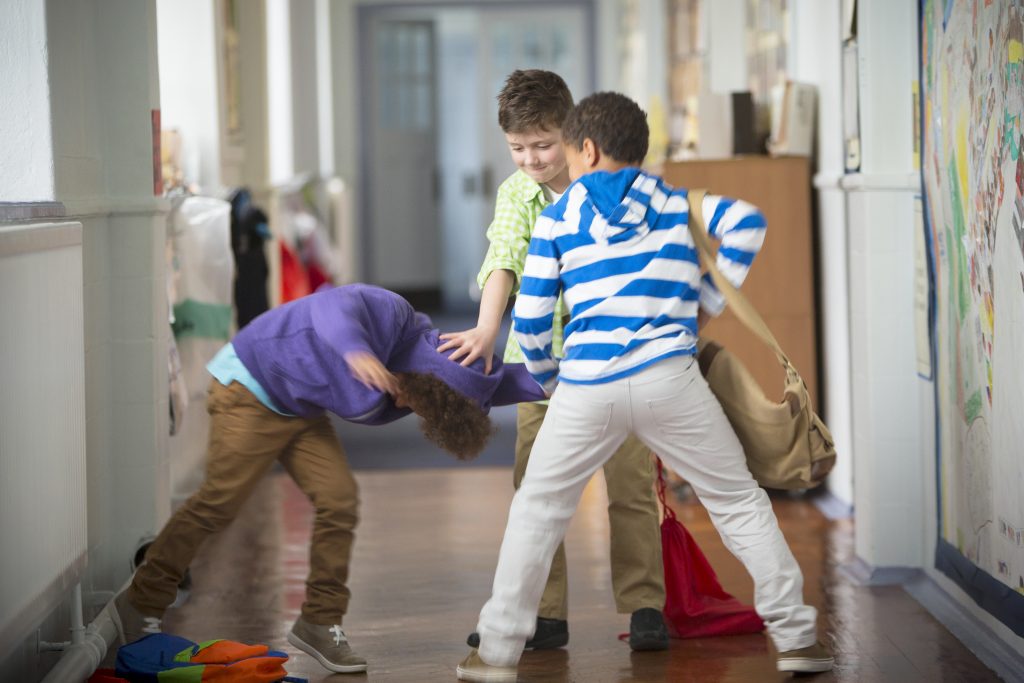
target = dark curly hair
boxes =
[497,69,574,133]
[397,373,495,460]
[562,92,649,165]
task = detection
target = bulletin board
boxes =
[920,0,1024,635]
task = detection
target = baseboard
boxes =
[839,559,1024,682]
[904,573,1024,683]
[809,490,853,520]
[837,557,919,586]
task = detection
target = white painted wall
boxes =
[706,0,747,94]
[316,0,335,177]
[1,1,170,678]
[289,0,321,175]
[267,0,295,184]
[844,0,924,568]
[847,184,924,564]
[158,1,275,500]
[158,0,218,502]
[620,0,669,118]
[156,0,222,193]
[151,2,263,196]
[266,0,326,184]
[0,0,54,201]
[788,0,854,508]
[224,0,270,192]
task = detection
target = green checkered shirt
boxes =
[477,169,566,363]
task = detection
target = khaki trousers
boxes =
[514,401,664,620]
[129,380,359,625]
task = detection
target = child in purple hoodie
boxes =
[110,284,545,675]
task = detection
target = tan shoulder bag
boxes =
[688,189,836,489]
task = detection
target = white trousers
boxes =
[476,356,818,666]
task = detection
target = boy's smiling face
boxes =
[505,128,568,189]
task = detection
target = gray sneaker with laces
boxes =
[110,591,163,645]
[288,617,368,674]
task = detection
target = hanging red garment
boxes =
[655,459,765,638]
[306,260,333,293]
[279,241,311,303]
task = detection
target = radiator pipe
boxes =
[40,582,123,683]
[70,584,86,646]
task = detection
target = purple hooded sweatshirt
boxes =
[232,284,545,424]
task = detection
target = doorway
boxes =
[358,1,595,311]
[361,15,441,305]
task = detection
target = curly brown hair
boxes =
[397,372,495,460]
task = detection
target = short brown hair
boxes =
[562,92,649,165]
[497,69,574,133]
[398,372,495,460]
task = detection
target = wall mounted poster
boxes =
[921,0,1024,634]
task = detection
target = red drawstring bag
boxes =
[279,241,311,303]
[656,459,764,638]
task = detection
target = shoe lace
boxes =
[142,616,162,634]
[329,624,347,646]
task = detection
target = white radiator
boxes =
[0,222,88,658]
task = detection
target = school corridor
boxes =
[162,461,995,682]
[2,0,1023,681]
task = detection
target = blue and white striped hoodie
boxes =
[513,168,766,393]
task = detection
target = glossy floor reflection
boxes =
[162,468,999,682]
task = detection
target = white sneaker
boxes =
[776,640,835,673]
[456,649,517,682]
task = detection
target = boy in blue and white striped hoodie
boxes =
[457,93,833,682]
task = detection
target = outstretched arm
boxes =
[439,185,532,373]
[438,270,514,374]
[694,193,767,317]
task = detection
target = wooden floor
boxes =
[161,468,1000,682]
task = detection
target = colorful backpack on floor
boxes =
[115,633,307,682]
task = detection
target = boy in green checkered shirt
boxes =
[439,69,667,651]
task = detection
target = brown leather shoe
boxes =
[776,640,835,673]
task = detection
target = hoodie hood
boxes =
[575,168,659,243]
[389,324,546,413]
[232,284,545,425]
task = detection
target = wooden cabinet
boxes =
[661,156,819,410]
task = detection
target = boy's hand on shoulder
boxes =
[344,351,399,397]
[437,326,499,374]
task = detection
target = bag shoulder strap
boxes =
[687,189,797,376]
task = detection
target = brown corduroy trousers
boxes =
[129,380,358,625]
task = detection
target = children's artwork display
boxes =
[921,0,1024,633]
